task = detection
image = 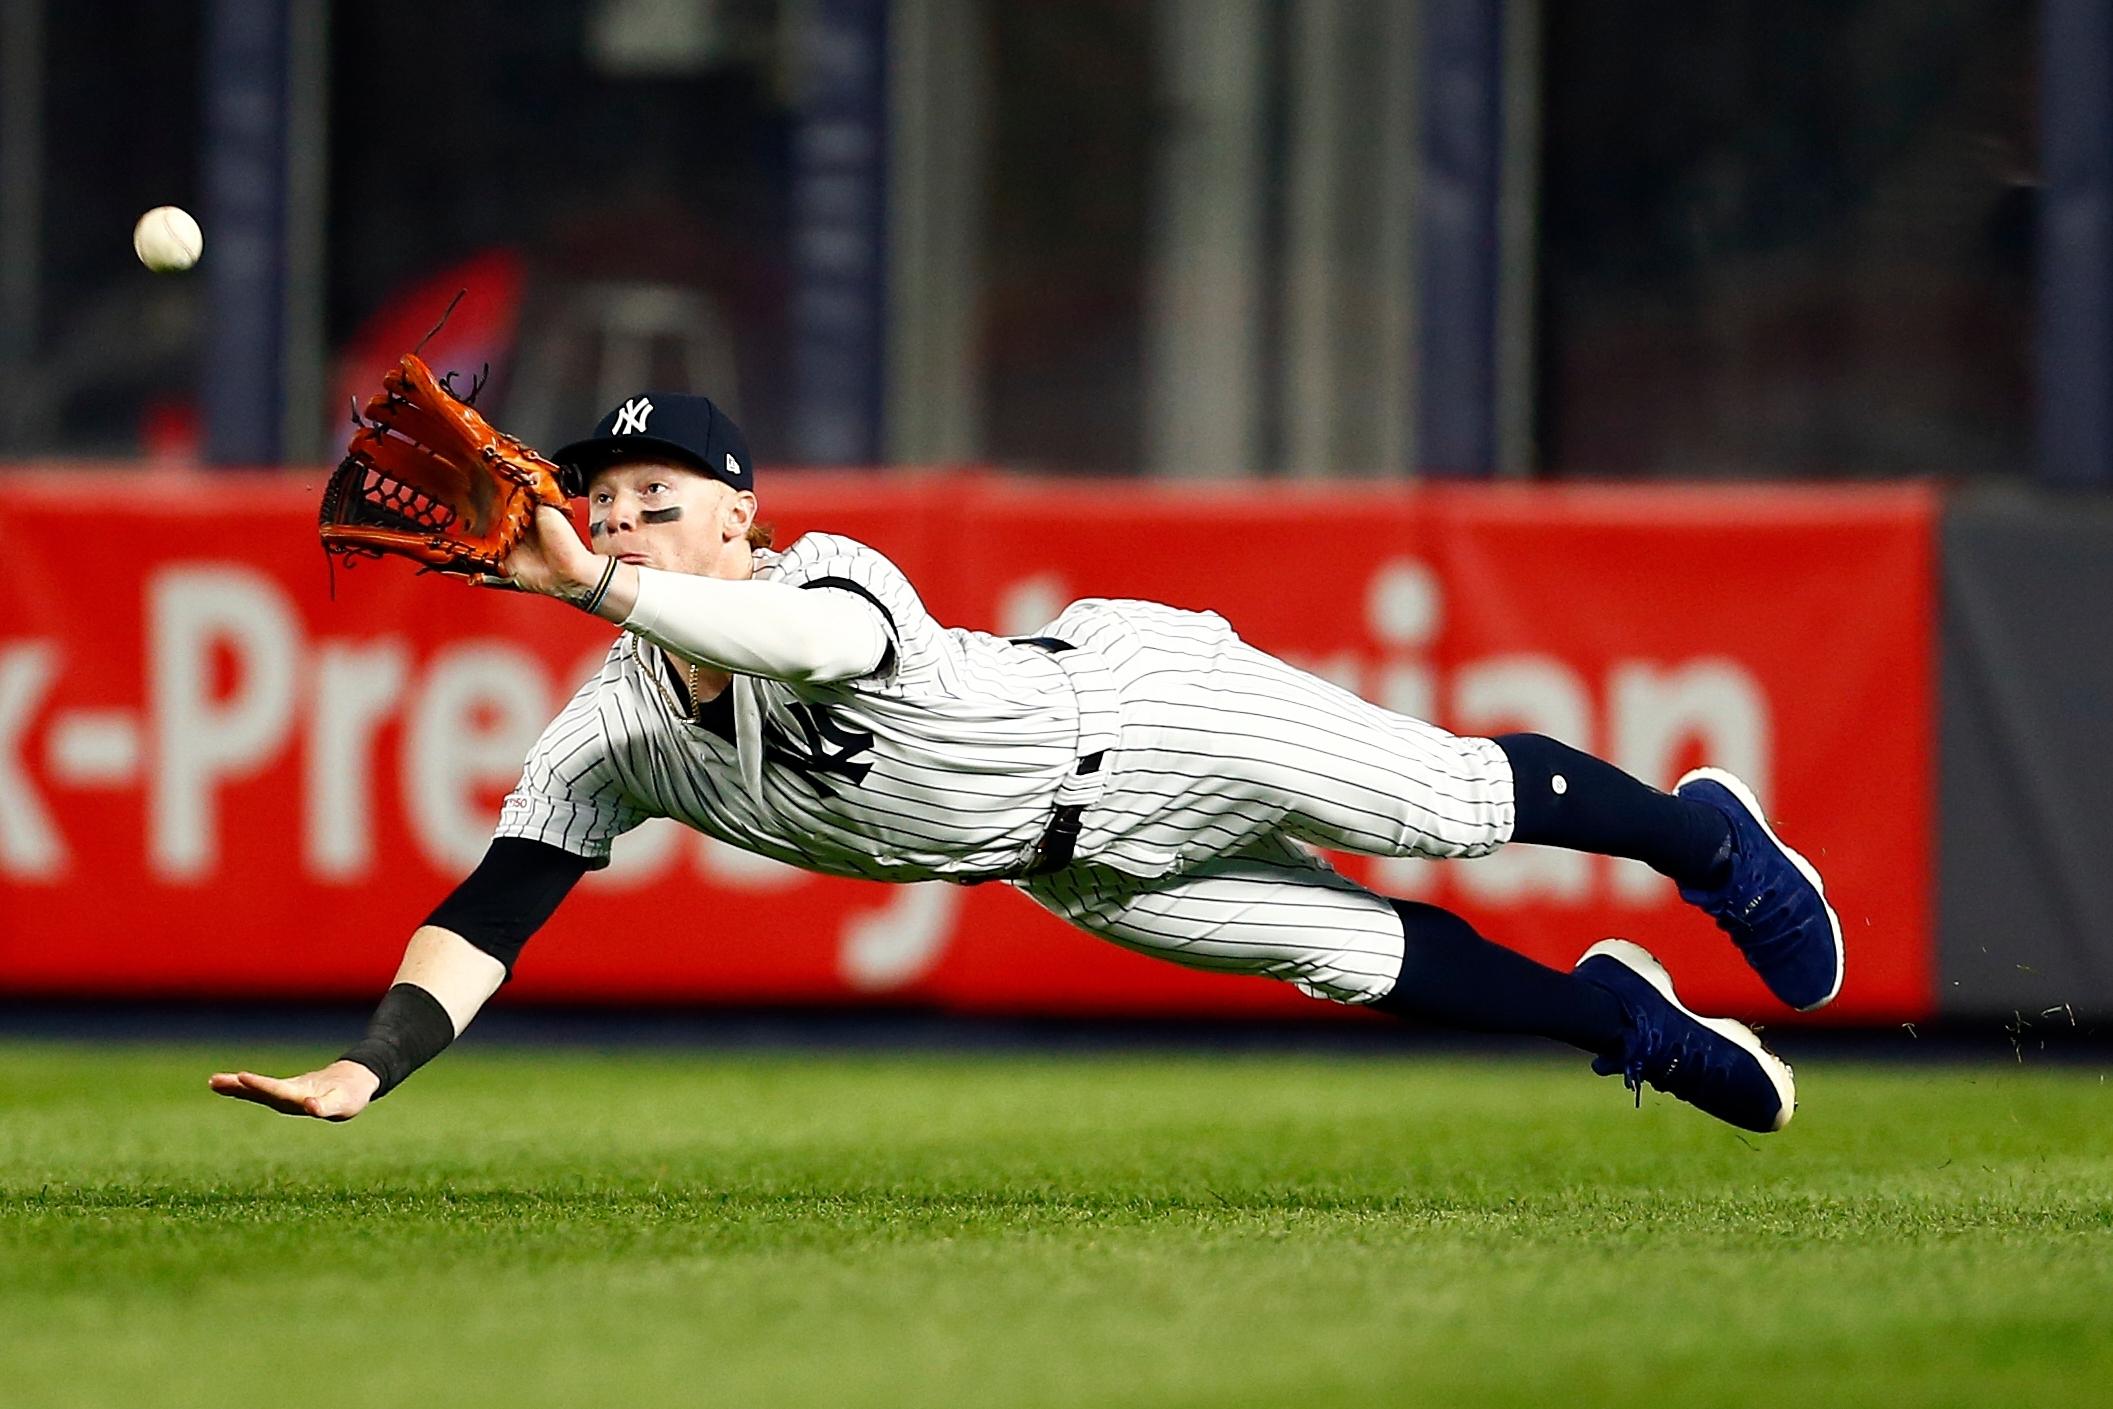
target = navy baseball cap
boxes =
[552,393,755,499]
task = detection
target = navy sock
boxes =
[1494,733,1732,890]
[1370,900,1626,1055]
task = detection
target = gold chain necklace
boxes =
[685,659,706,717]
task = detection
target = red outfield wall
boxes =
[0,472,1936,1020]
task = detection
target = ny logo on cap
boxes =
[612,397,654,435]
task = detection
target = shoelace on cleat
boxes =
[1684,838,1812,963]
[1598,1013,1736,1112]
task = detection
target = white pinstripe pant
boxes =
[1017,599,1517,1005]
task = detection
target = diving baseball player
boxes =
[213,394,1843,1135]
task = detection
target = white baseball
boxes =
[133,206,203,273]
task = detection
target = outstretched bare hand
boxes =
[208,1060,381,1121]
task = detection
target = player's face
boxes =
[585,460,757,578]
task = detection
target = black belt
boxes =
[1025,750,1106,874]
[1014,636,1105,876]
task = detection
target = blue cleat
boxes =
[1674,767,1844,1011]
[1575,939,1797,1133]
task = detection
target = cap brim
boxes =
[552,435,721,497]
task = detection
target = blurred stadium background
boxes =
[3,4,2111,1406]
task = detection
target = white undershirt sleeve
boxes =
[621,566,890,684]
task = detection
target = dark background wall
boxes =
[1940,488,2113,1023]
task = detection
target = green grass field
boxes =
[3,1041,2109,1409]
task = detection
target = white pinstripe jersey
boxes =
[497,532,1520,1010]
[498,530,1514,895]
[496,533,1091,881]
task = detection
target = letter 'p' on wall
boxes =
[151,567,300,879]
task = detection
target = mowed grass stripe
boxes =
[2,1043,2109,1409]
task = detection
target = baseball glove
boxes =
[319,353,567,576]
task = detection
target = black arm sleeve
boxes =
[423,837,592,975]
